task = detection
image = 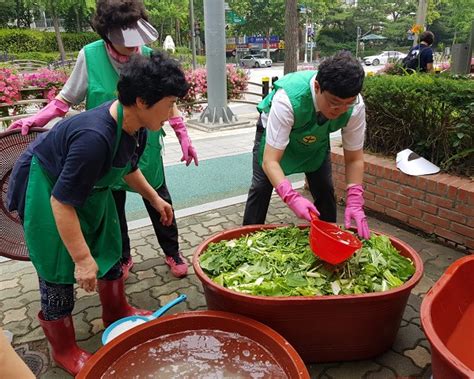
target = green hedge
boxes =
[9,51,78,63]
[0,29,98,53]
[362,74,474,177]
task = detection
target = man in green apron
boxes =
[7,52,189,376]
[7,0,196,279]
[243,52,370,239]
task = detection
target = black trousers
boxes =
[112,180,179,261]
[242,126,337,225]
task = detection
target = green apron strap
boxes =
[114,103,124,156]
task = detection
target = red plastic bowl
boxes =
[421,255,474,379]
[193,224,423,363]
[77,311,310,378]
[310,217,362,264]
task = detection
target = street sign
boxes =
[225,10,245,25]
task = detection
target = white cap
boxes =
[107,18,158,47]
[396,149,440,176]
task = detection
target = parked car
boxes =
[363,51,407,66]
[239,54,272,68]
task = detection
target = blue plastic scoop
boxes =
[102,294,187,345]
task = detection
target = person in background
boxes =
[403,31,435,73]
[243,51,370,240]
[7,52,189,376]
[7,0,196,279]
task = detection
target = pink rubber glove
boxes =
[275,179,319,222]
[344,184,370,239]
[7,99,69,136]
[168,116,198,166]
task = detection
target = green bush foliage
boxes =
[176,54,206,70]
[14,51,78,63]
[0,29,98,53]
[362,74,474,177]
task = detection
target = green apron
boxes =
[257,70,353,175]
[84,40,165,190]
[24,104,129,284]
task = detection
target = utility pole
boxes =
[199,0,234,124]
[186,0,250,130]
[189,0,197,70]
[187,0,251,130]
[413,0,428,46]
[303,11,309,63]
[355,26,361,58]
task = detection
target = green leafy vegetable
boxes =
[199,227,416,297]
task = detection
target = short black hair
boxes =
[420,31,434,45]
[118,51,189,106]
[93,0,148,41]
[316,51,365,98]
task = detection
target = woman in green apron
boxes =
[8,0,196,279]
[243,52,370,239]
[7,52,189,376]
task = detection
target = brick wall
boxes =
[330,145,474,252]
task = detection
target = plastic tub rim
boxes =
[77,310,310,379]
[193,224,424,304]
[420,255,474,377]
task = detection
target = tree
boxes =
[145,0,189,48]
[0,0,18,28]
[431,0,474,45]
[228,0,285,58]
[39,0,75,61]
[14,0,37,28]
[284,0,298,74]
[62,2,90,32]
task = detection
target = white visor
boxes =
[396,149,440,176]
[107,18,158,47]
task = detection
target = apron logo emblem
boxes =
[302,135,317,144]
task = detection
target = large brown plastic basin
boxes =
[77,310,310,378]
[193,224,423,363]
[421,255,474,379]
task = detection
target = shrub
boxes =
[175,46,191,55]
[362,74,474,176]
[180,67,207,114]
[21,68,69,101]
[175,53,206,70]
[226,64,249,100]
[0,68,21,105]
[0,29,98,53]
[178,64,249,115]
[14,51,78,63]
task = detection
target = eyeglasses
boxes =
[327,95,360,110]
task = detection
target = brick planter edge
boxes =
[330,145,473,253]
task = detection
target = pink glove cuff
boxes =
[275,179,293,202]
[169,116,185,130]
[168,116,198,166]
[346,184,365,205]
[51,98,70,114]
[35,98,69,126]
[7,98,69,135]
[345,184,370,239]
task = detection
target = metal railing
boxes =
[179,76,279,110]
[233,76,279,105]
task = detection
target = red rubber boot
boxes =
[38,311,92,376]
[98,277,152,327]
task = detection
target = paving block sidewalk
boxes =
[0,193,467,378]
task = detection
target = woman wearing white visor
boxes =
[8,0,196,278]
